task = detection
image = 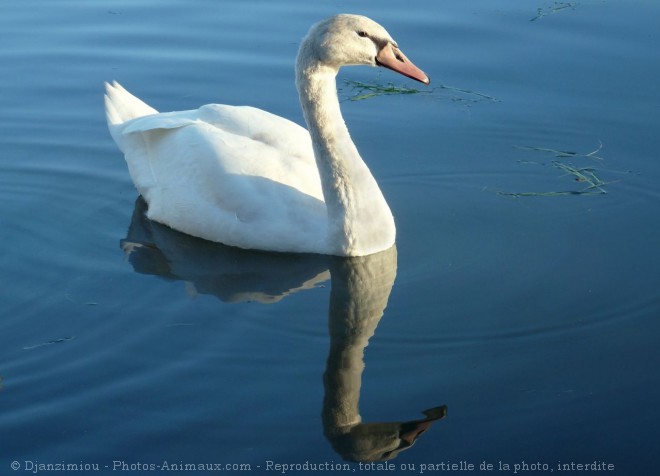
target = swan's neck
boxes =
[296,52,395,256]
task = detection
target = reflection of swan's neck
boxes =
[322,248,397,431]
[296,43,395,256]
[321,248,447,463]
[323,317,372,429]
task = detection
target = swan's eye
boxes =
[357,31,369,38]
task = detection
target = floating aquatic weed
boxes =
[23,336,76,350]
[497,142,622,197]
[514,141,605,160]
[342,80,429,101]
[341,79,499,105]
[436,84,500,106]
[531,1,577,21]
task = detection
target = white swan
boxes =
[105,14,429,256]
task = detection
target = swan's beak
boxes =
[399,405,447,446]
[376,43,430,85]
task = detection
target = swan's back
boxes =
[105,82,329,254]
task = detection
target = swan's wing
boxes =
[199,104,322,198]
[199,104,311,159]
[122,109,201,134]
[115,104,327,253]
[120,104,321,199]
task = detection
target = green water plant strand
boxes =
[531,2,577,21]
[342,79,499,104]
[514,141,604,160]
[498,142,617,197]
[342,80,428,101]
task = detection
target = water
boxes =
[1,0,659,474]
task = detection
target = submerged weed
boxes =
[341,79,499,106]
[23,336,76,350]
[514,142,604,161]
[342,80,429,101]
[497,142,626,197]
[435,84,500,105]
[531,1,577,21]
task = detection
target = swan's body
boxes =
[105,14,428,256]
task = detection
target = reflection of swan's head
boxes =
[327,406,447,462]
[299,14,429,84]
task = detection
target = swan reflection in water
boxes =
[121,198,446,462]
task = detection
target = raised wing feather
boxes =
[114,103,327,253]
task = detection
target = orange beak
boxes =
[376,43,430,85]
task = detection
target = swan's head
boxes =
[300,14,430,84]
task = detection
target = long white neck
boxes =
[296,44,395,256]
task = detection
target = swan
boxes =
[105,14,429,256]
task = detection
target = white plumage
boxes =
[105,14,429,256]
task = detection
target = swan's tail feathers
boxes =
[104,81,158,126]
[105,81,159,155]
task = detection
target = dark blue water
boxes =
[2,1,659,474]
